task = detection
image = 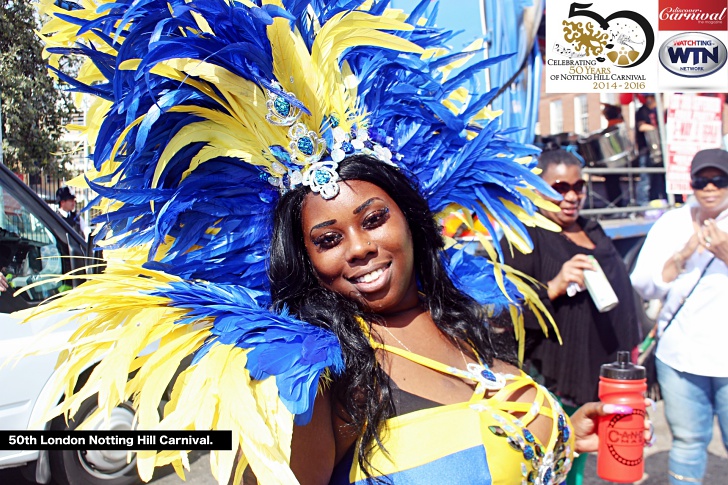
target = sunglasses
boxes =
[551,180,586,195]
[691,175,728,190]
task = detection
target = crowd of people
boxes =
[22,2,728,485]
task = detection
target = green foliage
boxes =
[0,0,78,176]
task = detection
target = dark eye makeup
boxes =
[311,207,390,250]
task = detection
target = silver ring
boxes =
[705,236,713,245]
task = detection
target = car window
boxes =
[0,186,64,303]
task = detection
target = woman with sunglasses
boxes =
[631,148,728,485]
[502,148,642,485]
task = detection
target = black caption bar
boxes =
[0,430,232,450]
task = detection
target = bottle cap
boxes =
[600,351,646,380]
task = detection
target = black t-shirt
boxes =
[635,104,658,151]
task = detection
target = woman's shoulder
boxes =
[491,358,521,375]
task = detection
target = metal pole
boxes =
[655,94,675,206]
[479,0,491,93]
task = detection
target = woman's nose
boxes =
[346,231,375,262]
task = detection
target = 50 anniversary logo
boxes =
[559,2,655,69]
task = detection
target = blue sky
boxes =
[390,0,485,50]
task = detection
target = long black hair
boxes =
[268,154,507,476]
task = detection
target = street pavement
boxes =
[2,401,726,484]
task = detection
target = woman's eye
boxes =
[363,208,390,229]
[313,233,342,249]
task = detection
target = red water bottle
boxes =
[597,351,646,483]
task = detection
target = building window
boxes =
[574,95,589,134]
[550,100,563,134]
[69,112,85,126]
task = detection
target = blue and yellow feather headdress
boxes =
[28,0,561,483]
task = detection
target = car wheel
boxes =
[49,397,141,485]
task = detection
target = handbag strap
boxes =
[664,256,716,331]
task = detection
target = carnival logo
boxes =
[659,32,727,78]
[659,0,727,30]
[558,3,654,68]
[605,409,646,466]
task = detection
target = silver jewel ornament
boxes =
[265,81,302,126]
[302,161,340,199]
[289,123,327,165]
[467,362,506,390]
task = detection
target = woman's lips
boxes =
[350,263,391,294]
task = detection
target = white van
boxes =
[0,163,141,485]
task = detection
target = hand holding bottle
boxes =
[547,254,595,300]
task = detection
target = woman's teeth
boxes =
[354,268,384,284]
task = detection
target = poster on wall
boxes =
[665,94,724,194]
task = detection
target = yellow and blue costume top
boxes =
[26,1,565,484]
[330,340,574,485]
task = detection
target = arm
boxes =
[545,254,595,301]
[501,231,593,302]
[635,107,655,132]
[289,389,337,485]
[631,212,686,300]
[236,389,339,485]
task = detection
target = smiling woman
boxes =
[29,1,635,484]
[301,181,416,314]
[263,154,628,485]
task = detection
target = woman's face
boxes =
[693,167,728,217]
[540,163,585,228]
[301,180,419,315]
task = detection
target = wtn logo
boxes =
[667,46,720,65]
[660,32,727,77]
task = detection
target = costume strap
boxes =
[370,338,562,433]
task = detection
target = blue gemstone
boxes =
[543,468,553,485]
[341,141,354,153]
[274,97,291,117]
[522,445,534,460]
[297,137,314,155]
[481,368,497,382]
[330,115,340,128]
[523,429,535,443]
[314,170,331,185]
[558,414,566,430]
[562,425,570,441]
